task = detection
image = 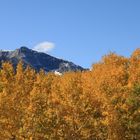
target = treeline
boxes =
[0,49,140,140]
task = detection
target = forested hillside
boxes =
[0,49,140,140]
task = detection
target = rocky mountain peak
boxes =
[0,47,85,73]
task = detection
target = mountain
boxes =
[0,47,85,73]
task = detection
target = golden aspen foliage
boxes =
[0,49,140,139]
[129,48,140,86]
[0,62,17,139]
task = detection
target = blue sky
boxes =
[0,0,140,68]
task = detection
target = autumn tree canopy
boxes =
[0,50,140,140]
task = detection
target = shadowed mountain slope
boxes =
[0,47,85,73]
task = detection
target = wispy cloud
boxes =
[33,41,55,53]
[0,49,12,52]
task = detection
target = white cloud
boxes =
[0,49,12,52]
[33,41,55,53]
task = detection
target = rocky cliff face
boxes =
[0,47,85,73]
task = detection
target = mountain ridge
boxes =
[0,47,85,73]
